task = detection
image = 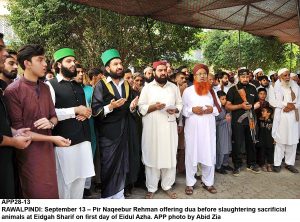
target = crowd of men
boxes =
[0,32,299,199]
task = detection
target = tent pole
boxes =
[290,43,293,71]
[145,17,155,61]
[297,0,300,32]
[238,30,241,67]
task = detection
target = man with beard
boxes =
[143,66,154,84]
[0,33,32,198]
[226,68,260,176]
[92,49,139,199]
[4,44,71,198]
[138,60,182,199]
[218,71,231,93]
[0,54,18,90]
[269,68,299,173]
[182,64,221,195]
[47,48,95,198]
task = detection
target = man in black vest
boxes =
[92,49,139,199]
[47,48,95,199]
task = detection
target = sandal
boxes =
[185,186,193,195]
[285,165,299,173]
[145,192,154,199]
[201,182,217,194]
[267,164,273,172]
[165,189,177,199]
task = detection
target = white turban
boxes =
[253,68,263,76]
[143,66,153,75]
[278,68,289,76]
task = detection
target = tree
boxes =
[197,30,298,73]
[8,0,199,69]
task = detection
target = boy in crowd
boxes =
[215,91,233,174]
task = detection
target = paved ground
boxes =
[87,154,300,199]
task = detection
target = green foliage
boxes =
[8,0,199,69]
[197,30,299,73]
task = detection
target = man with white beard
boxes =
[269,68,299,173]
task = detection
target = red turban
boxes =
[153,61,167,69]
[193,64,209,75]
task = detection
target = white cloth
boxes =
[274,143,297,166]
[185,163,214,187]
[182,86,219,167]
[145,166,176,192]
[46,74,76,121]
[56,160,86,199]
[55,141,95,184]
[102,189,125,199]
[138,80,182,169]
[269,79,300,145]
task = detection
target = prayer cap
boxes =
[278,68,289,76]
[253,68,263,76]
[143,66,153,74]
[290,73,297,78]
[53,48,75,62]
[152,61,167,69]
[193,64,209,75]
[101,49,121,66]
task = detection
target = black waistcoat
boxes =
[49,78,90,145]
[95,80,131,140]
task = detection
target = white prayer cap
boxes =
[290,72,297,78]
[278,68,289,76]
[268,71,277,76]
[143,66,153,75]
[253,68,263,76]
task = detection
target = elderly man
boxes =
[138,60,182,199]
[182,64,221,195]
[269,68,299,173]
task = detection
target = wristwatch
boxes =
[49,120,55,129]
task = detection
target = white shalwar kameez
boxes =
[47,77,95,199]
[182,86,219,187]
[269,79,300,167]
[138,80,182,192]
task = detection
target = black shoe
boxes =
[285,165,299,173]
[233,167,240,177]
[222,165,234,171]
[273,166,281,173]
[215,167,228,174]
[247,165,261,174]
[84,188,92,197]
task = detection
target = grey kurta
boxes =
[215,107,232,155]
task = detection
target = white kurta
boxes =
[182,86,219,167]
[138,80,182,169]
[269,80,300,145]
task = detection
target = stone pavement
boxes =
[86,155,300,199]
